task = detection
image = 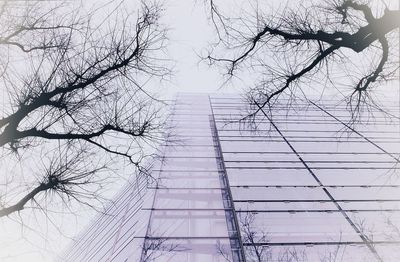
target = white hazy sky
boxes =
[0,0,398,261]
[162,0,224,94]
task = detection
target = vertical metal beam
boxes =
[209,95,246,262]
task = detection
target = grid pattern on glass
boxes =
[59,94,241,262]
[57,175,153,262]
[59,93,400,262]
[140,93,240,262]
[210,94,400,262]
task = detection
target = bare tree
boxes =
[240,212,272,261]
[140,236,184,262]
[230,212,348,262]
[0,0,170,221]
[386,217,400,241]
[204,0,399,120]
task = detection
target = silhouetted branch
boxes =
[205,0,399,119]
[0,0,169,218]
[0,148,106,218]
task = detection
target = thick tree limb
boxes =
[206,0,399,117]
[0,178,58,218]
[0,1,167,222]
[355,36,389,91]
[0,123,148,147]
[209,8,399,73]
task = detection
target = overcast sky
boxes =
[0,0,399,261]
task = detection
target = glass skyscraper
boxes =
[60,93,400,262]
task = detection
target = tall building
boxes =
[60,93,400,262]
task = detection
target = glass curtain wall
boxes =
[139,93,241,261]
[59,93,242,262]
[210,94,400,262]
[60,93,400,262]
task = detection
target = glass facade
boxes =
[59,93,400,262]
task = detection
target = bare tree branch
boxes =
[0,0,169,220]
[205,0,399,119]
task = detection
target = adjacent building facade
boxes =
[60,93,400,262]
